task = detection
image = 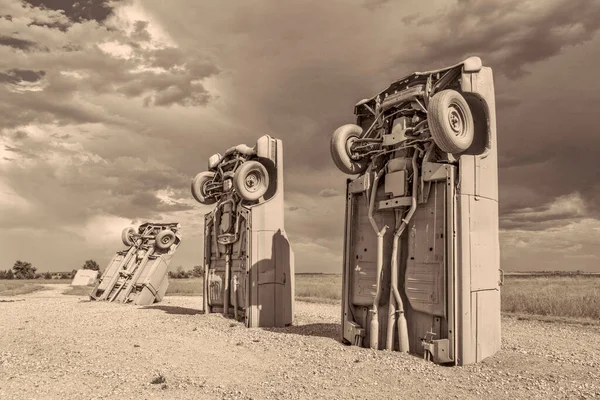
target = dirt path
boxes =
[0,291,599,400]
[27,284,71,298]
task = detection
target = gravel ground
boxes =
[1,284,599,400]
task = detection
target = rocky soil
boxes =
[1,284,599,399]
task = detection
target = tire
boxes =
[191,171,217,205]
[233,160,269,201]
[330,124,369,175]
[155,229,176,250]
[428,89,474,154]
[121,227,136,247]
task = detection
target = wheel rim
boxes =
[201,180,210,198]
[447,105,465,137]
[161,235,171,245]
[346,136,360,161]
[244,171,262,193]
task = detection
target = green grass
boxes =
[0,281,45,296]
[0,279,78,297]
[294,274,341,302]
[5,273,595,321]
[164,274,344,300]
[501,276,600,320]
[166,274,600,321]
[63,286,94,296]
[166,278,203,296]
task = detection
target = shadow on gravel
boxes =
[263,323,341,341]
[140,305,204,315]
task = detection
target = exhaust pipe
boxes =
[232,274,239,321]
[223,253,231,317]
[385,150,420,352]
[391,150,420,352]
[367,167,389,350]
[386,281,396,350]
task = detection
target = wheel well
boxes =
[461,92,491,156]
[254,156,278,202]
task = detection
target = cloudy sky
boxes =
[1,0,599,274]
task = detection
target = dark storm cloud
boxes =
[129,20,151,42]
[50,132,71,139]
[23,0,118,24]
[3,0,600,272]
[165,0,600,182]
[0,34,39,51]
[1,145,194,228]
[501,211,585,232]
[0,2,220,110]
[377,0,600,220]
[26,18,71,32]
[4,144,37,159]
[399,0,600,79]
[12,130,28,140]
[0,68,45,84]
[497,127,600,217]
[0,88,125,127]
[38,43,220,108]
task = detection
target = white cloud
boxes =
[68,214,134,248]
[97,41,134,59]
[108,0,176,49]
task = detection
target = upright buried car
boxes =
[332,57,501,365]
[90,222,182,306]
[191,135,294,328]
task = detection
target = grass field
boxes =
[2,274,599,321]
[0,279,71,296]
[0,281,44,296]
[165,278,202,296]
[501,275,600,320]
[169,274,600,321]
[63,286,93,296]
[166,275,344,302]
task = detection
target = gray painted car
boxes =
[192,135,295,328]
[90,222,182,306]
[331,56,501,365]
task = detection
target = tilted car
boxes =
[90,222,182,306]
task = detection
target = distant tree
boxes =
[192,265,204,278]
[43,271,52,280]
[168,265,190,279]
[13,260,36,279]
[82,260,100,271]
[5,269,14,280]
[34,273,43,279]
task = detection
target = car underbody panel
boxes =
[335,57,501,365]
[89,222,182,306]
[193,135,295,328]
